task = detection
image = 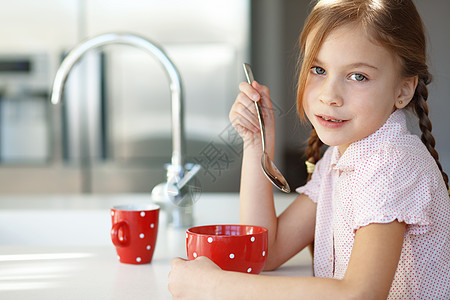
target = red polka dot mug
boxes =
[186,224,268,274]
[110,204,159,264]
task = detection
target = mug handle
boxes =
[111,221,130,247]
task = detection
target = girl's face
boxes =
[303,24,413,154]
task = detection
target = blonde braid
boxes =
[305,128,324,181]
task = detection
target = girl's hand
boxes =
[229,81,275,151]
[168,256,222,300]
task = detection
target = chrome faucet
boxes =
[51,32,200,228]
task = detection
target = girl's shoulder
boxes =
[368,133,437,174]
[354,136,449,202]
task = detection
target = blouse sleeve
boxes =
[296,147,333,203]
[351,144,434,235]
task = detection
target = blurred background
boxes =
[0,0,448,195]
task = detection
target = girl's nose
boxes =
[319,78,343,106]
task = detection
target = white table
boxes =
[0,193,313,299]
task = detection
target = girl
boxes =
[169,0,450,299]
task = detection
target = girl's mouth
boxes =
[320,116,343,123]
[315,114,348,127]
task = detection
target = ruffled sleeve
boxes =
[350,143,434,235]
[296,147,333,203]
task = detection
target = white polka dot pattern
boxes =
[297,110,450,299]
[110,207,159,265]
[189,234,266,273]
[186,225,268,274]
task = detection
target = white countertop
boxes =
[0,193,313,299]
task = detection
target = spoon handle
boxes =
[243,63,266,153]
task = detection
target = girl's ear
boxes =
[395,75,418,109]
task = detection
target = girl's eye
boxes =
[349,73,367,82]
[311,66,326,75]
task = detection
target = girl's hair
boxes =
[297,0,449,190]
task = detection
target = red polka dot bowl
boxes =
[186,224,268,274]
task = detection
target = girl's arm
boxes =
[169,220,406,300]
[230,80,276,232]
[229,81,316,269]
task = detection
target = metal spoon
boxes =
[243,63,291,193]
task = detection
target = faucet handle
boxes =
[168,163,201,207]
[159,163,201,208]
[177,164,201,190]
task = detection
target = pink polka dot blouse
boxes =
[296,109,450,299]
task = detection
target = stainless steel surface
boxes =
[51,33,201,227]
[0,53,51,164]
[243,63,290,193]
[51,33,184,168]
[0,1,251,194]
